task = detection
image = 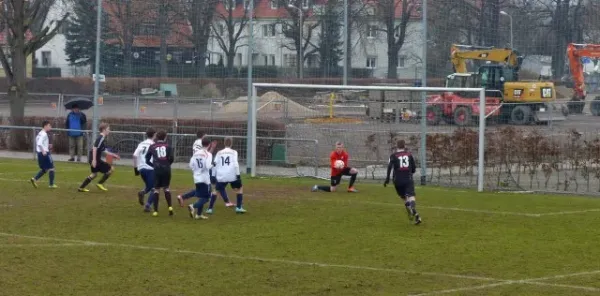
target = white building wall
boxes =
[35,0,90,77]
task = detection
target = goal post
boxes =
[248,83,486,192]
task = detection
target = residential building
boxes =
[0,31,33,78]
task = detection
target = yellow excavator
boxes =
[448,44,566,124]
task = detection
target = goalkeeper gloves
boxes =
[134,168,140,176]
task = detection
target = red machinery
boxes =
[566,43,600,115]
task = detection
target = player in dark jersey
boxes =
[145,130,175,216]
[78,123,120,192]
[384,139,422,225]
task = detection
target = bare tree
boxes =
[0,0,68,129]
[371,0,417,79]
[279,0,320,77]
[212,0,251,77]
[184,0,220,77]
[104,0,142,77]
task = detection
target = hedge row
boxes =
[0,77,445,96]
[2,117,286,163]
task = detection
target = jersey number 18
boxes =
[157,146,167,158]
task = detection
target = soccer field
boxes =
[1,158,600,295]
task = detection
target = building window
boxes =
[262,24,276,37]
[398,55,406,68]
[367,25,377,38]
[284,54,296,67]
[223,0,233,10]
[41,51,51,67]
[366,56,376,68]
[270,0,278,9]
[307,54,318,68]
[252,53,259,65]
[302,0,310,9]
[236,53,242,66]
[270,54,276,66]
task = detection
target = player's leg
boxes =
[31,152,47,188]
[394,181,413,221]
[344,167,359,192]
[233,179,246,213]
[137,169,148,205]
[177,188,196,207]
[79,164,99,192]
[163,171,174,216]
[150,188,161,216]
[142,170,155,212]
[190,183,209,220]
[405,182,421,225]
[96,162,113,191]
[313,176,340,192]
[47,154,56,188]
[207,182,223,214]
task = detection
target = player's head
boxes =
[42,121,51,131]
[201,137,211,149]
[156,130,167,141]
[335,141,344,154]
[99,122,110,135]
[146,127,156,140]
[196,130,206,139]
[224,137,232,148]
[396,139,406,150]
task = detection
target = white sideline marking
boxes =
[0,243,92,248]
[413,270,600,295]
[1,176,599,217]
[0,232,500,282]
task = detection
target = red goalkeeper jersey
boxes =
[330,150,349,176]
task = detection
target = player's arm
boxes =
[234,151,240,177]
[330,152,337,169]
[167,146,174,164]
[132,144,142,167]
[189,155,196,170]
[205,153,214,170]
[385,155,395,184]
[145,146,154,167]
[92,136,103,163]
[409,155,417,174]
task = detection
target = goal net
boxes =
[246,83,498,192]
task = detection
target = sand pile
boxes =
[218,91,320,118]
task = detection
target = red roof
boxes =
[0,30,34,46]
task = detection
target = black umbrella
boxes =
[64,97,94,110]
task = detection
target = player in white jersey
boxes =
[187,137,213,220]
[207,137,246,214]
[30,121,57,188]
[133,128,156,212]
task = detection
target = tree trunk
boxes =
[124,44,133,76]
[159,3,168,78]
[346,24,352,73]
[8,49,28,150]
[387,48,399,79]
[226,52,235,77]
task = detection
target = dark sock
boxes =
[349,174,357,187]
[236,193,243,208]
[317,185,331,192]
[219,189,230,203]
[80,176,93,189]
[49,171,55,185]
[152,191,160,212]
[410,200,417,215]
[98,173,111,184]
[182,189,196,200]
[208,193,217,209]
[34,170,46,180]
[193,198,209,214]
[165,190,172,208]
[146,192,154,208]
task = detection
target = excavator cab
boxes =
[478,64,518,97]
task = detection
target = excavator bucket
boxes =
[533,103,568,122]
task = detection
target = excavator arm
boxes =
[451,44,522,73]
[566,43,600,101]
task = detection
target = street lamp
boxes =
[288,4,303,78]
[500,11,513,49]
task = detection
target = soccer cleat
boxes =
[30,178,38,189]
[143,206,152,213]
[194,214,209,220]
[137,191,145,206]
[48,184,58,189]
[414,215,422,225]
[177,195,184,207]
[78,188,89,192]
[168,206,174,216]
[347,187,359,193]
[96,184,108,191]
[236,207,247,214]
[152,211,158,217]
[187,204,195,218]
[311,185,318,192]
[205,208,213,215]
[224,202,235,207]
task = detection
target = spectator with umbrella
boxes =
[64,98,92,162]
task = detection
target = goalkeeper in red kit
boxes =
[312,141,359,193]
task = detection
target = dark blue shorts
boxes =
[216,179,242,191]
[195,183,211,199]
[140,169,154,191]
[37,152,54,170]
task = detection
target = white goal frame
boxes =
[248,83,487,192]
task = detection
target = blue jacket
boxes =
[65,111,87,137]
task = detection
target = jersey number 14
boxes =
[220,156,230,166]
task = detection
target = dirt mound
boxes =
[218,91,321,118]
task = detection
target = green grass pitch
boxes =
[0,158,600,295]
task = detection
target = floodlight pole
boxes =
[342,0,348,85]
[246,0,255,174]
[92,0,103,142]
[419,0,427,185]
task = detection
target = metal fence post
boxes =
[314,139,319,177]
[172,97,179,161]
[210,97,214,122]
[58,94,63,117]
[134,96,139,119]
[32,127,37,160]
